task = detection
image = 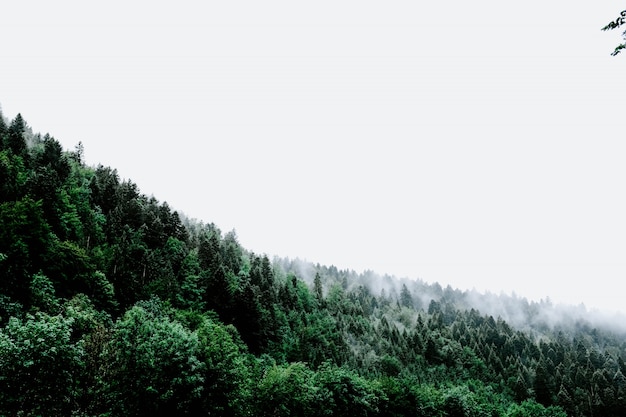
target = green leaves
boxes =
[256,362,318,416]
[1,108,626,417]
[100,300,204,416]
[315,362,383,417]
[0,150,27,201]
[0,312,84,415]
[195,313,252,415]
[254,361,384,417]
[29,271,59,313]
[5,114,27,159]
[506,399,567,417]
[0,197,52,305]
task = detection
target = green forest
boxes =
[1,111,626,417]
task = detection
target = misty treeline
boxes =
[1,111,625,417]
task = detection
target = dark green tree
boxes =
[0,313,85,415]
[0,150,27,202]
[256,362,318,416]
[314,363,382,417]
[36,134,70,183]
[534,357,556,406]
[88,165,120,215]
[0,197,52,307]
[178,251,206,310]
[0,110,7,148]
[314,271,324,303]
[400,283,413,308]
[99,300,204,416]
[6,114,28,159]
[29,271,60,313]
[194,313,252,415]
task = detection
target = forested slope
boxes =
[1,111,625,416]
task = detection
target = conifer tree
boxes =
[6,114,27,158]
[400,283,413,309]
[314,272,323,303]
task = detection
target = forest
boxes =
[1,110,626,416]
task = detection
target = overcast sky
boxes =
[2,1,626,313]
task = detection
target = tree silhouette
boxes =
[602,10,626,55]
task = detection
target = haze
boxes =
[1,1,625,314]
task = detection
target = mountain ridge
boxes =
[1,109,624,416]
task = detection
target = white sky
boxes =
[2,1,626,313]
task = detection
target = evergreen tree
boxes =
[400,283,413,309]
[6,114,27,158]
[0,108,626,417]
[314,272,323,303]
[534,357,555,406]
[0,111,8,150]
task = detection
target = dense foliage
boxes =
[1,111,625,416]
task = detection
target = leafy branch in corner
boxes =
[602,10,626,55]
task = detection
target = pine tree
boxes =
[314,272,323,303]
[0,110,7,149]
[6,114,27,158]
[400,283,413,309]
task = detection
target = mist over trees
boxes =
[2,110,626,416]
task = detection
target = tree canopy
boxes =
[1,110,626,416]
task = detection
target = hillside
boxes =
[1,111,625,416]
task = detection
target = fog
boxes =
[1,1,625,318]
[276,257,626,336]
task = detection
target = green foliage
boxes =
[195,312,252,415]
[400,283,413,308]
[0,294,23,324]
[87,270,118,312]
[379,354,402,376]
[0,110,625,416]
[45,239,93,298]
[442,385,487,417]
[506,400,567,417]
[6,113,28,159]
[0,197,52,305]
[314,362,383,416]
[0,150,27,201]
[0,313,84,415]
[99,300,204,416]
[178,251,206,310]
[62,293,112,338]
[378,376,423,416]
[314,271,324,304]
[29,271,59,313]
[256,362,319,416]
[0,111,7,150]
